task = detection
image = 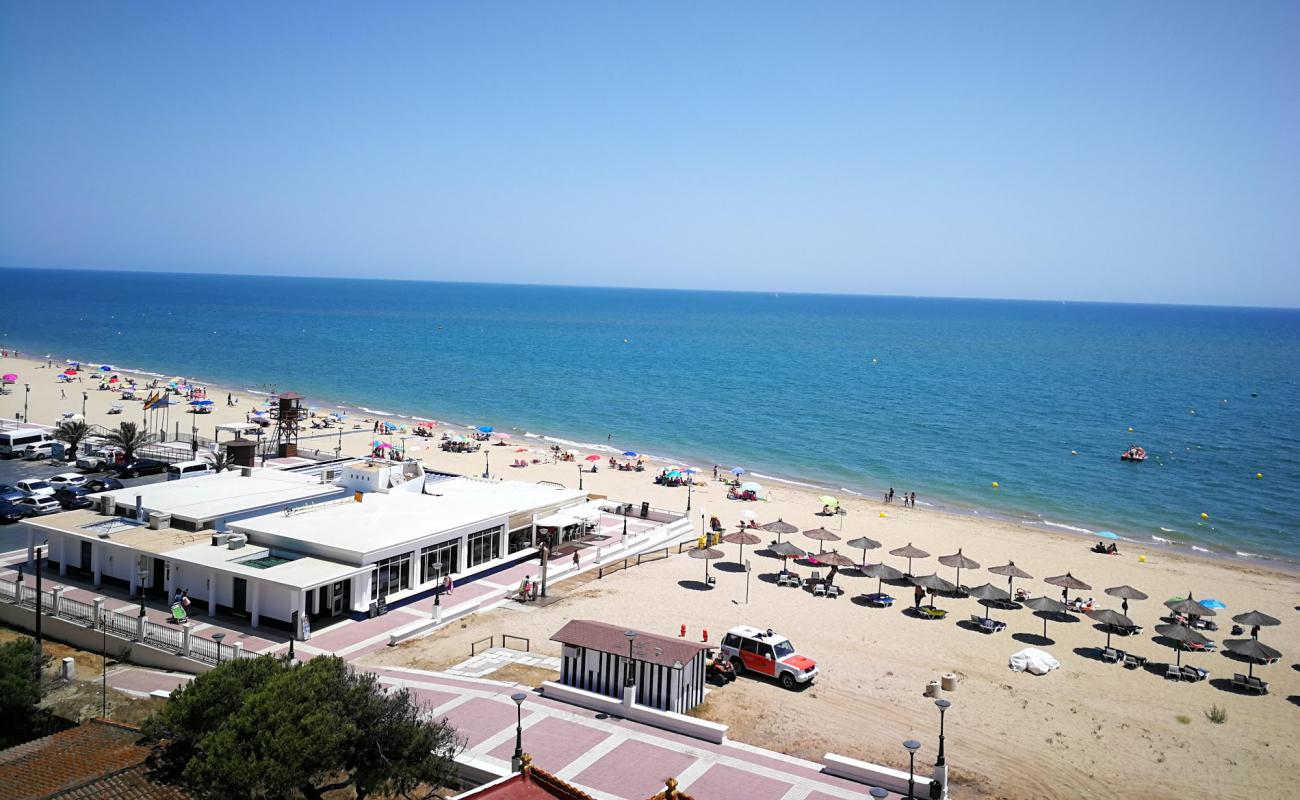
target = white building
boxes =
[23,460,591,637]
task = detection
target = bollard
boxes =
[61,656,75,681]
[702,629,708,643]
[941,673,957,692]
[680,624,686,637]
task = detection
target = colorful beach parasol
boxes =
[584,454,601,462]
[1096,530,1120,540]
[622,451,638,458]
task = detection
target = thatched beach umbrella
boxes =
[1045,572,1092,604]
[769,541,807,561]
[760,519,798,543]
[938,549,981,589]
[802,527,841,554]
[688,546,724,586]
[1232,610,1280,639]
[1086,608,1136,649]
[1105,584,1148,616]
[1024,595,1068,639]
[890,543,930,576]
[818,551,855,568]
[966,582,1010,623]
[862,562,904,595]
[846,536,882,568]
[1155,622,1208,667]
[721,530,762,565]
[988,561,1033,598]
[1165,592,1217,618]
[1223,638,1281,679]
[911,573,956,608]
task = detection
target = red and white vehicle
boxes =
[720,625,818,690]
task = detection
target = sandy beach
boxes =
[4,351,1299,799]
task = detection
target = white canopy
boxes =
[535,512,584,528]
[216,422,262,434]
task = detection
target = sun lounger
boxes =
[825,584,842,598]
[864,592,894,607]
[1123,653,1147,670]
[813,582,827,597]
[1247,675,1269,694]
[1101,647,1121,663]
[969,614,1005,633]
[1180,665,1208,682]
[1164,664,1181,680]
[777,573,802,588]
[919,607,947,620]
[1118,624,1142,636]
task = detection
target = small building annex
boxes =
[551,620,709,714]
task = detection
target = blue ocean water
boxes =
[3,268,1298,562]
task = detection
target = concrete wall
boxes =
[540,681,727,744]
[0,601,211,674]
[821,753,937,798]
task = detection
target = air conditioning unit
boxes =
[321,468,339,483]
[148,512,171,530]
[227,534,248,550]
[211,532,231,547]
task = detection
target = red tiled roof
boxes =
[0,719,189,800]
[550,620,707,669]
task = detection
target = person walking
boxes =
[572,550,580,569]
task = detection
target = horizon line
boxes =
[2,264,1297,312]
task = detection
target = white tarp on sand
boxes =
[1009,648,1060,675]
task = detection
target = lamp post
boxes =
[34,546,43,694]
[82,391,88,417]
[903,739,921,799]
[484,450,490,479]
[24,383,29,422]
[101,608,108,717]
[624,630,637,687]
[510,692,527,772]
[686,481,692,513]
[212,632,226,664]
[578,463,583,491]
[137,559,148,618]
[935,698,951,767]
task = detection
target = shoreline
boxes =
[4,343,1298,577]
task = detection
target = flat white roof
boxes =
[164,540,364,589]
[423,476,585,508]
[100,469,345,522]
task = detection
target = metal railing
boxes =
[0,580,14,602]
[597,546,670,578]
[470,636,494,656]
[104,610,138,638]
[60,596,95,624]
[189,636,218,663]
[143,620,184,651]
[501,634,530,652]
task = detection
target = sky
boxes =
[1,2,1298,307]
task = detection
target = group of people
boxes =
[1091,541,1120,555]
[609,456,645,471]
[885,488,917,508]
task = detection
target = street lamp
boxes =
[24,383,29,422]
[903,739,921,799]
[577,463,583,491]
[484,450,490,479]
[510,692,527,772]
[82,391,88,417]
[686,481,692,513]
[624,630,637,687]
[935,698,951,767]
[101,608,108,717]
[212,632,226,664]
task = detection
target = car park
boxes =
[48,472,89,490]
[22,442,58,461]
[719,626,819,690]
[116,458,167,478]
[0,429,53,458]
[13,495,60,516]
[51,487,95,510]
[0,500,34,523]
[15,479,55,497]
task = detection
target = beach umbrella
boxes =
[622,451,638,458]
[1025,595,1069,639]
[862,562,903,595]
[683,467,698,475]
[1232,610,1280,639]
[769,541,806,561]
[1096,530,1120,540]
[1086,608,1136,649]
[190,398,213,406]
[1223,638,1281,679]
[818,495,839,508]
[889,543,930,576]
[1199,598,1227,610]
[966,582,1010,623]
[721,530,762,564]
[760,519,798,543]
[375,442,393,450]
[1045,572,1092,604]
[99,364,112,372]
[846,536,882,567]
[477,425,494,433]
[1155,623,1208,667]
[988,561,1034,598]
[496,432,511,440]
[63,368,77,376]
[818,551,855,568]
[1105,584,1149,615]
[1,373,16,382]
[802,527,841,554]
[937,549,981,589]
[740,481,761,492]
[688,546,724,585]
[516,447,529,452]
[730,467,746,475]
[585,454,601,462]
[1165,593,1217,618]
[911,573,956,608]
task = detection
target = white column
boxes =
[207,571,217,615]
[128,566,138,597]
[250,581,261,628]
[92,597,105,626]
[92,544,102,587]
[57,535,67,576]
[182,624,192,656]
[50,586,64,616]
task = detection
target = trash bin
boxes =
[941,672,958,692]
[640,501,650,519]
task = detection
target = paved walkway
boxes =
[445,647,561,679]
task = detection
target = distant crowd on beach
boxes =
[885,487,917,508]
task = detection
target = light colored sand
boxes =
[6,351,1300,799]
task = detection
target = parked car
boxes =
[15,479,55,497]
[116,458,167,478]
[13,495,60,516]
[0,488,25,504]
[77,447,125,472]
[48,472,90,490]
[719,626,818,690]
[51,487,95,510]
[22,442,58,461]
[0,500,34,523]
[84,477,125,493]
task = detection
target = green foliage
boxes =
[1204,704,1228,724]
[54,420,91,461]
[209,449,230,473]
[1175,714,1191,725]
[143,655,460,800]
[104,421,152,463]
[0,637,53,747]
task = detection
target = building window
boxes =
[420,540,459,584]
[465,526,502,568]
[507,526,532,554]
[370,552,412,600]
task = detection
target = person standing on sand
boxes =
[914,584,925,609]
[713,465,719,480]
[910,492,916,508]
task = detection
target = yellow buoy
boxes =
[1200,512,1209,520]
[1138,554,1146,563]
[1127,427,1134,432]
[1256,472,1263,479]
[991,481,999,489]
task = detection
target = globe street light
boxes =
[935,698,951,767]
[903,739,921,800]
[869,789,889,799]
[511,692,527,772]
[212,632,226,664]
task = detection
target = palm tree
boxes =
[209,449,231,474]
[104,421,153,464]
[54,420,92,462]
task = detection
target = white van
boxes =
[0,429,53,458]
[166,460,216,481]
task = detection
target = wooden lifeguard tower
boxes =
[270,391,304,458]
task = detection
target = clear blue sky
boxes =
[2,2,1297,306]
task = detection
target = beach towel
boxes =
[1008,648,1059,675]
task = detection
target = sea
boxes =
[2,268,1298,565]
